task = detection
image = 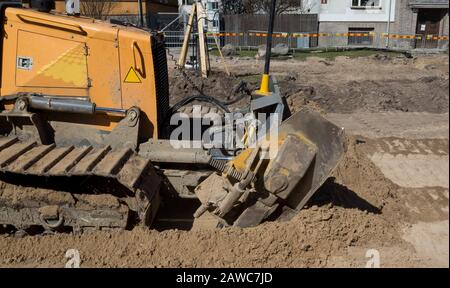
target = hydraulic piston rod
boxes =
[22,96,127,116]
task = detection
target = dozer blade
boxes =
[270,107,346,211]
[196,107,346,228]
[233,107,346,227]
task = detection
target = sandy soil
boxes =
[0,53,448,268]
[170,53,449,114]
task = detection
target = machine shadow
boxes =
[152,198,202,231]
[307,177,381,214]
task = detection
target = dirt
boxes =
[292,54,449,113]
[169,53,448,115]
[0,53,448,268]
[169,70,256,110]
[0,135,444,268]
[190,53,449,114]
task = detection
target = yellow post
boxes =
[256,0,277,96]
[257,74,271,95]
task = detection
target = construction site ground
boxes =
[0,52,448,268]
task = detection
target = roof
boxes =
[409,0,449,8]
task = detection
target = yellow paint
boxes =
[15,30,88,89]
[1,7,160,138]
[256,74,271,96]
[229,128,316,177]
[230,148,254,172]
[124,67,141,83]
[119,28,158,139]
[36,44,88,87]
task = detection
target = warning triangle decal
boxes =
[124,67,141,83]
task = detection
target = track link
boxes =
[0,137,161,232]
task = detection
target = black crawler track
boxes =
[0,136,161,232]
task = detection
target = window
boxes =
[212,20,219,28]
[321,0,327,4]
[348,27,375,46]
[208,1,219,10]
[352,0,380,8]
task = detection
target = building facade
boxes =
[395,0,449,48]
[178,0,221,32]
[312,0,448,49]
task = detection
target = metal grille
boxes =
[348,28,375,46]
[151,35,170,137]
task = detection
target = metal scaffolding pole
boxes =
[138,0,144,27]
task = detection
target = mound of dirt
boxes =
[169,70,256,109]
[310,77,449,113]
[276,75,449,114]
[169,56,449,115]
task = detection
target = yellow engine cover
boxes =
[0,7,166,139]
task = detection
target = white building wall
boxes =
[203,0,220,32]
[178,0,220,32]
[316,0,396,22]
[314,0,400,48]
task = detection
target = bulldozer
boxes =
[0,0,345,233]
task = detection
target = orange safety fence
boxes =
[203,32,448,40]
